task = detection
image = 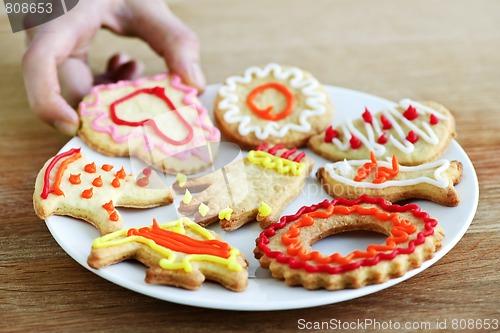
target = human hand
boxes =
[22,0,205,136]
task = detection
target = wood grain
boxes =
[1,1,499,332]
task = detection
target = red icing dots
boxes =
[362,108,373,124]
[349,134,361,149]
[403,105,418,121]
[380,115,392,130]
[377,132,388,144]
[430,114,439,125]
[324,126,339,143]
[406,130,419,143]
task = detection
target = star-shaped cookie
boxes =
[33,147,173,235]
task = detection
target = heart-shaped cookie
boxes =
[78,74,220,174]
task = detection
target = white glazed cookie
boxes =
[316,152,463,206]
[78,74,220,174]
[309,100,456,165]
[254,195,444,290]
[88,217,248,291]
[214,64,334,150]
[173,143,313,231]
[33,147,173,235]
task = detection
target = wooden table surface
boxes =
[1,1,499,332]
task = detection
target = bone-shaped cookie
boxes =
[316,152,462,206]
[174,143,314,231]
[87,217,248,291]
[33,148,173,235]
[309,99,456,165]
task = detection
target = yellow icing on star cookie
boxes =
[198,203,209,217]
[258,201,272,217]
[218,207,233,220]
[176,173,187,187]
[182,189,192,204]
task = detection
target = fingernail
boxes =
[54,120,78,136]
[190,62,206,91]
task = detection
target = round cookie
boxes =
[214,63,334,150]
[78,74,220,174]
[254,195,444,290]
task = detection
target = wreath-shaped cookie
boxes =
[255,195,444,290]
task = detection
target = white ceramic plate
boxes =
[45,85,479,311]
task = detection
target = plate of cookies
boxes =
[36,64,478,310]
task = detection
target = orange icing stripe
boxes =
[246,82,295,121]
[127,219,231,258]
[281,205,416,265]
[52,152,82,196]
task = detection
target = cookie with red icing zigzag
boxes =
[309,100,455,166]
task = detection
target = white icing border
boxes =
[217,63,327,139]
[330,99,448,155]
[324,158,452,189]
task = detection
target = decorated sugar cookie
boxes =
[254,195,444,290]
[78,74,220,174]
[88,217,248,291]
[173,143,313,231]
[33,148,173,235]
[309,100,456,165]
[317,152,463,206]
[214,63,334,149]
